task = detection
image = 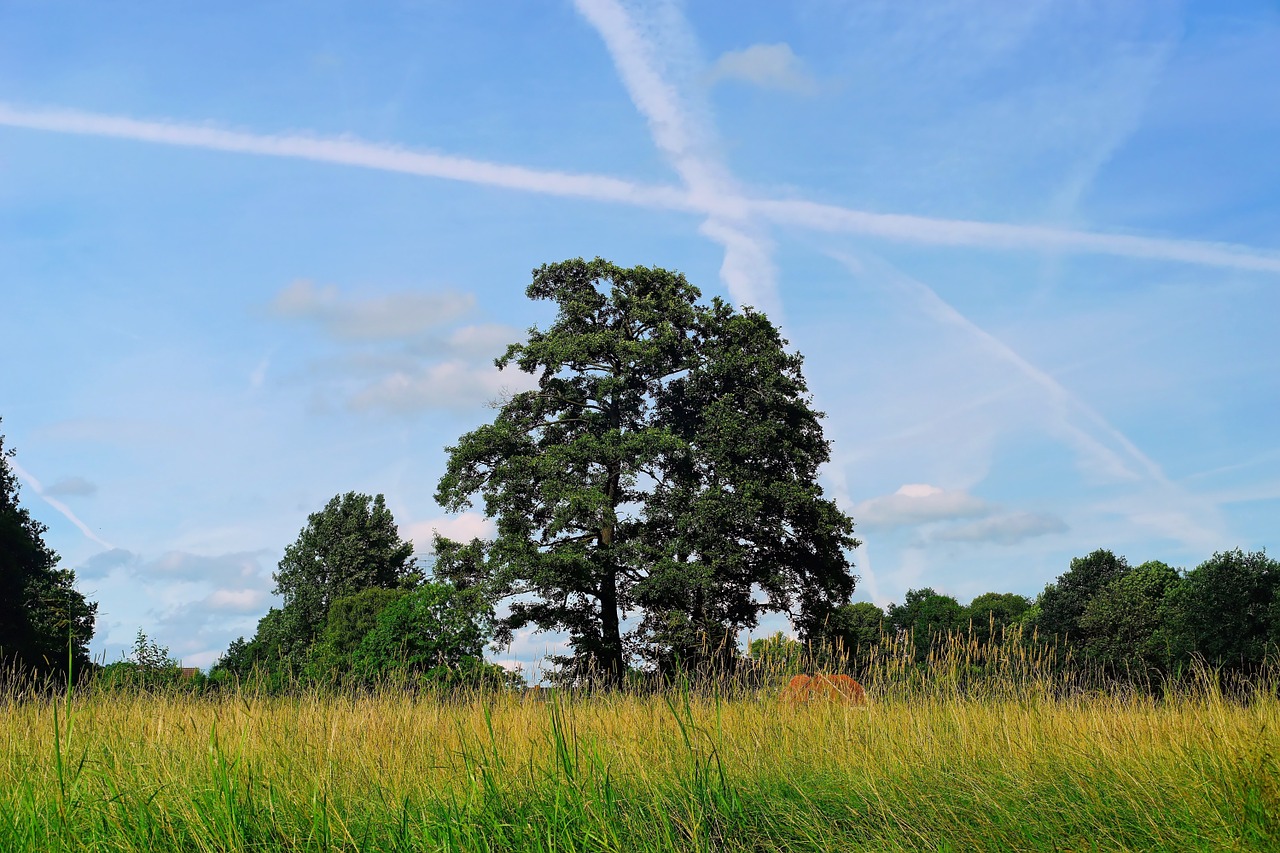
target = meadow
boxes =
[3,640,1278,852]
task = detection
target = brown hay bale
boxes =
[781,673,867,705]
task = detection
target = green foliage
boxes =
[210,607,293,680]
[1079,561,1182,676]
[0,422,97,679]
[435,258,858,686]
[305,587,410,678]
[1034,548,1130,648]
[888,588,966,663]
[964,592,1032,646]
[128,628,179,671]
[1163,549,1280,671]
[351,582,503,686]
[747,631,805,673]
[812,601,887,669]
[268,492,417,665]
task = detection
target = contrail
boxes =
[764,199,1280,275]
[0,102,690,211]
[833,251,1225,549]
[3,101,1280,277]
[571,0,782,317]
[7,458,115,550]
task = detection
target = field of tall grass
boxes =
[4,633,1278,851]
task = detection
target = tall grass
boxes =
[3,631,1278,851]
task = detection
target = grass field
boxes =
[3,655,1278,853]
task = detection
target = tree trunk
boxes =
[597,564,624,688]
[598,467,625,688]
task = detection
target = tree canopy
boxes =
[435,258,859,685]
[270,491,418,661]
[0,423,97,679]
[215,492,418,678]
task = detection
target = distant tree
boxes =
[0,422,97,679]
[748,631,806,674]
[817,601,887,665]
[435,258,858,687]
[964,592,1033,646]
[211,607,293,679]
[99,629,182,689]
[1163,549,1280,673]
[1078,561,1182,677]
[1034,549,1130,648]
[305,587,408,679]
[271,492,417,662]
[887,588,965,663]
[351,581,510,686]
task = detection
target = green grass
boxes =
[3,681,1277,850]
[4,635,1279,851]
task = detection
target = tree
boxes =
[815,601,887,665]
[748,631,806,674]
[270,492,417,662]
[887,588,965,663]
[1034,549,1130,648]
[1076,561,1182,677]
[305,587,408,679]
[964,592,1032,646]
[1163,549,1280,673]
[351,581,508,686]
[99,629,182,689]
[0,422,97,678]
[435,259,858,686]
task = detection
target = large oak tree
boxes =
[434,258,858,685]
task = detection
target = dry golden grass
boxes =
[4,632,1278,850]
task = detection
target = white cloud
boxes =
[77,548,138,580]
[347,361,538,413]
[854,484,993,529]
[403,513,496,549]
[271,280,475,341]
[443,324,523,358]
[149,550,267,582]
[43,475,98,497]
[928,512,1068,545]
[206,588,268,613]
[708,43,817,94]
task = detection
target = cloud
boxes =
[439,324,523,359]
[708,43,817,94]
[404,513,496,549]
[854,484,993,530]
[270,280,475,341]
[148,550,268,583]
[269,283,535,414]
[785,205,1280,274]
[347,361,538,413]
[77,548,138,580]
[43,476,98,497]
[928,512,1068,545]
[206,587,270,613]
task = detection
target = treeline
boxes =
[780,547,1279,690]
[208,492,519,691]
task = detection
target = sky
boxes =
[2,0,1278,679]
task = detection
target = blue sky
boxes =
[2,0,1277,678]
